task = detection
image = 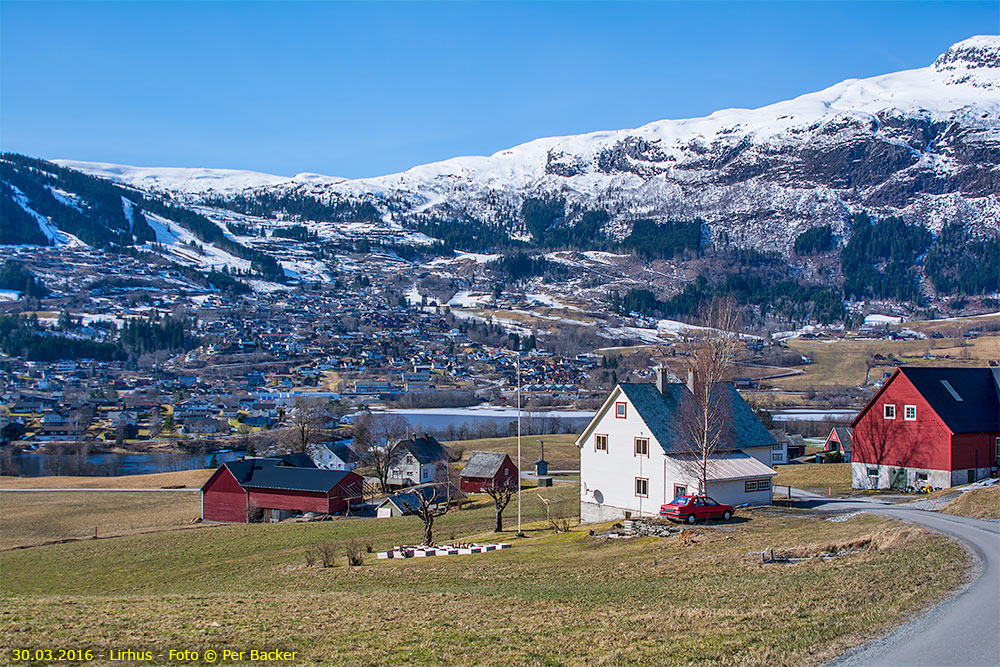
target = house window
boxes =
[771,452,783,462]
[867,467,879,477]
[595,434,608,452]
[615,402,627,419]
[904,405,917,421]
[883,404,896,419]
[916,472,928,482]
[635,477,648,497]
[745,479,771,492]
[634,437,649,457]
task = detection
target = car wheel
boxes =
[723,511,732,521]
[686,514,696,525]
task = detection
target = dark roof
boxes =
[381,482,465,513]
[325,442,362,464]
[897,367,1000,433]
[461,451,510,478]
[832,427,853,452]
[617,382,776,454]
[276,452,317,468]
[223,458,354,493]
[398,435,449,464]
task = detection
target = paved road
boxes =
[787,489,1000,667]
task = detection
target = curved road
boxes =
[788,489,1000,667]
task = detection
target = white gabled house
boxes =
[577,370,777,523]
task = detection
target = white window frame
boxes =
[883,404,896,420]
[595,433,608,452]
[635,477,648,498]
[867,467,879,477]
[634,437,649,457]
[904,405,917,421]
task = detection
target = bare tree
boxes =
[287,397,328,452]
[353,412,410,493]
[852,409,908,489]
[481,476,518,532]
[676,297,743,494]
[405,483,453,546]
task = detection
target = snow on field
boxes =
[8,184,87,248]
[280,257,331,283]
[46,186,83,211]
[143,212,252,273]
[455,251,499,264]
[405,285,441,307]
[865,314,904,325]
[525,293,580,310]
[0,290,21,301]
[581,251,629,264]
[447,291,491,308]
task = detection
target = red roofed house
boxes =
[459,451,517,493]
[201,457,363,523]
[850,367,1000,490]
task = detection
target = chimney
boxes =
[654,366,667,394]
[687,368,695,393]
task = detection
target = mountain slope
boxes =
[57,36,1000,253]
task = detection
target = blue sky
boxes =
[1,1,997,178]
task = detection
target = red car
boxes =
[659,495,734,524]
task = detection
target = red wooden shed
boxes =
[460,451,518,493]
[201,458,363,523]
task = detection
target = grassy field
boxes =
[940,485,1000,520]
[774,463,853,496]
[0,482,968,666]
[765,335,999,391]
[0,491,204,550]
[0,469,215,489]
[448,433,580,471]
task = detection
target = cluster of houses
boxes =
[197,364,999,525]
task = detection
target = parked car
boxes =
[659,496,734,524]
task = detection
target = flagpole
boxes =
[517,351,522,536]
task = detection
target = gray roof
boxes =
[461,451,511,478]
[221,458,354,493]
[617,382,776,454]
[325,442,362,464]
[276,452,317,468]
[378,482,466,513]
[397,435,449,464]
[831,427,853,453]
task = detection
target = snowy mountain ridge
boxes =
[57,36,1000,252]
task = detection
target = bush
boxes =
[317,542,338,567]
[345,539,365,566]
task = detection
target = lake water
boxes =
[374,406,595,437]
[771,409,857,423]
[10,449,247,478]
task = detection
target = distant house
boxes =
[577,369,777,523]
[825,427,853,461]
[387,435,450,486]
[201,457,363,523]
[459,451,517,493]
[375,482,466,518]
[310,442,363,471]
[851,367,1000,490]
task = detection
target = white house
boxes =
[309,441,363,471]
[577,370,777,523]
[386,435,450,487]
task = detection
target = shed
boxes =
[375,482,466,518]
[460,451,517,493]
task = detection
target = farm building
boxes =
[825,427,853,461]
[851,367,1000,490]
[201,457,363,523]
[460,451,518,493]
[577,369,777,523]
[375,482,466,518]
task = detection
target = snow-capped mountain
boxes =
[58,36,1000,253]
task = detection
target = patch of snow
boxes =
[865,314,904,325]
[0,289,21,301]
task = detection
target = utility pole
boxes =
[517,351,523,536]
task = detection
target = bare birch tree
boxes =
[677,297,743,494]
[353,412,410,493]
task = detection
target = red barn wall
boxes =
[202,467,248,523]
[952,433,998,470]
[246,488,331,514]
[852,373,953,470]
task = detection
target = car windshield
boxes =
[669,496,691,505]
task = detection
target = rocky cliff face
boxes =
[60,37,1000,254]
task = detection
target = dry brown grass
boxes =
[0,468,214,489]
[765,335,999,391]
[940,485,1000,520]
[447,433,580,470]
[0,491,203,549]
[774,463,853,496]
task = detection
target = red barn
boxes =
[201,458,363,523]
[459,451,518,493]
[850,367,1000,490]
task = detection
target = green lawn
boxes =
[0,482,969,666]
[774,463,853,497]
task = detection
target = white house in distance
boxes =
[577,370,778,523]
